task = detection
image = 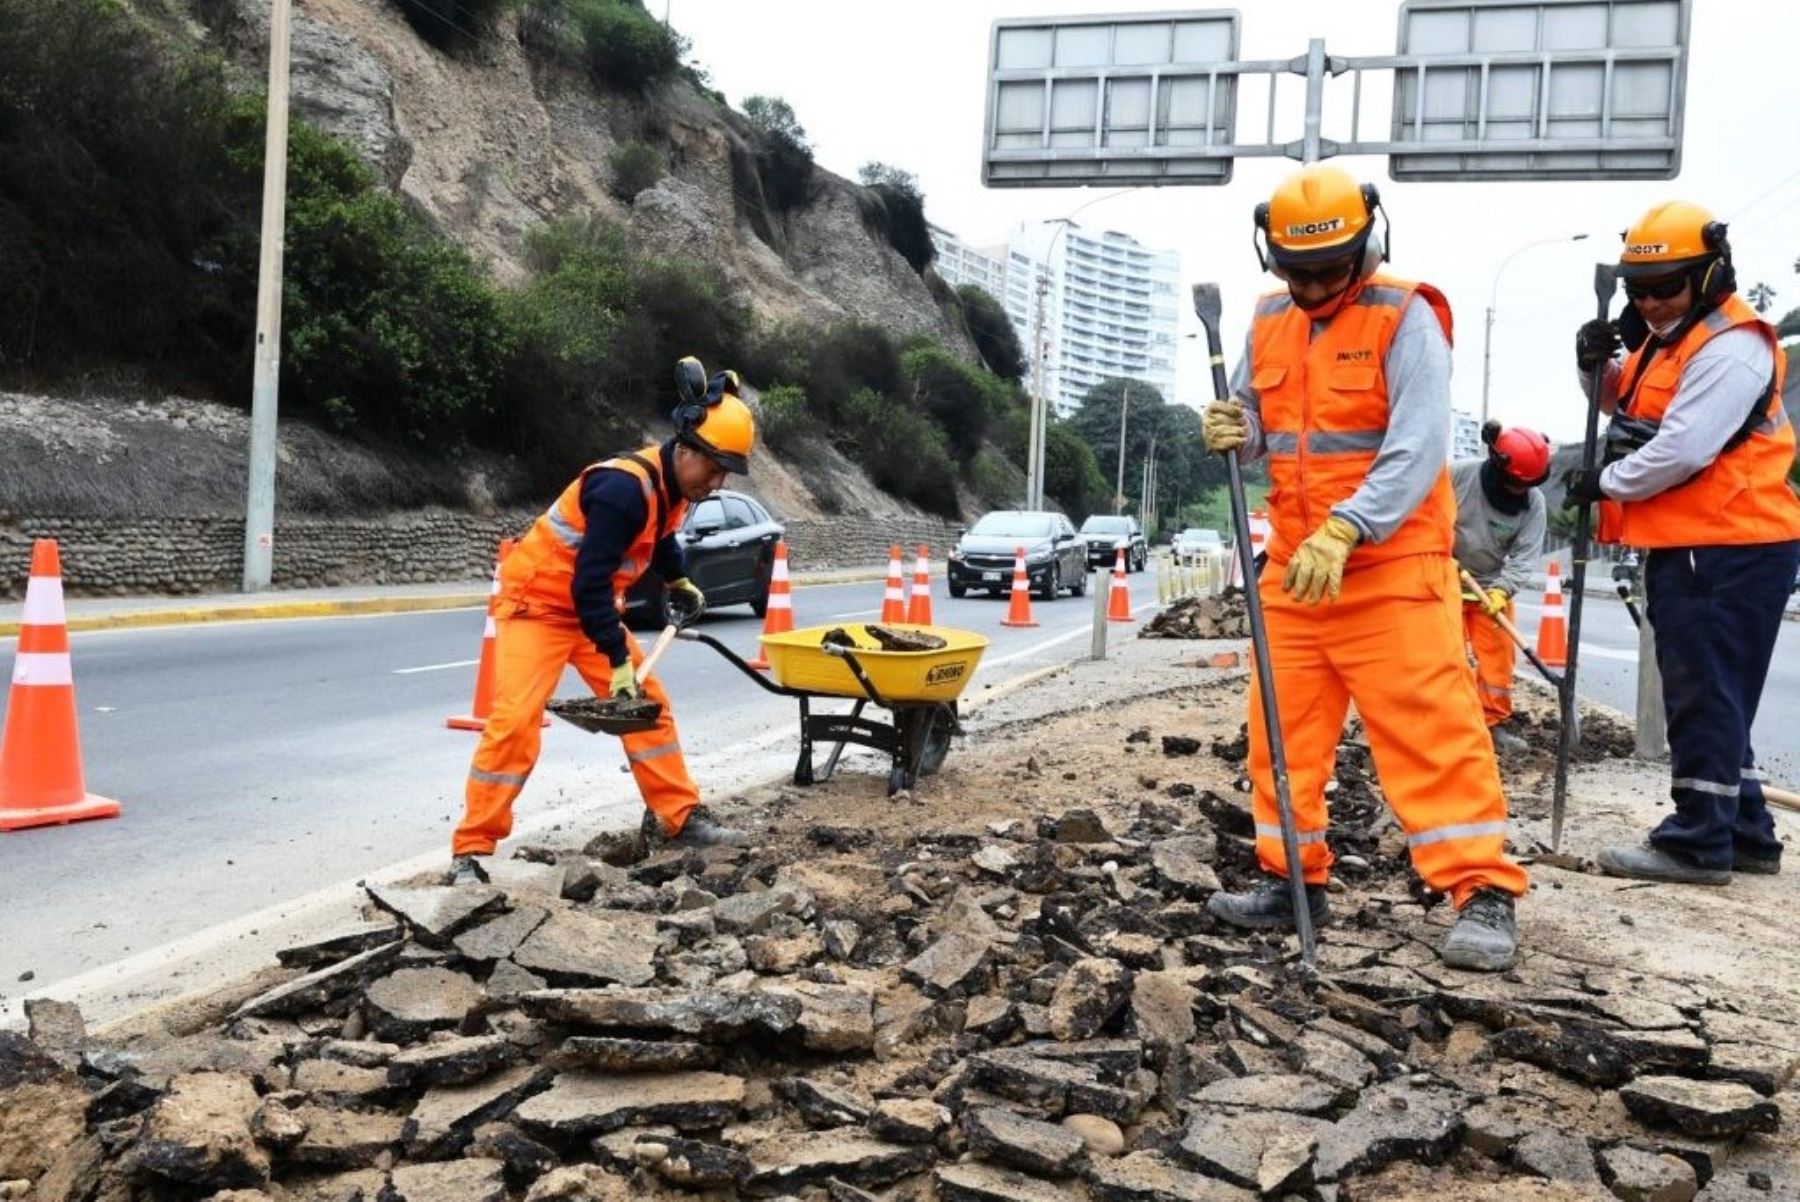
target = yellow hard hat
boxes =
[1256,166,1381,266]
[684,392,756,475]
[1618,201,1725,278]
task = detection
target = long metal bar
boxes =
[1301,39,1327,163]
[1193,282,1315,969]
[1553,263,1618,851]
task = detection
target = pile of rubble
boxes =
[3,735,1792,1202]
[1140,593,1249,641]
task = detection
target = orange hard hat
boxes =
[1257,165,1382,267]
[1618,201,1724,279]
[672,355,755,474]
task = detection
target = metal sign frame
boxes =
[983,10,1243,188]
[981,0,1690,186]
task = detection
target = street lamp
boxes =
[1113,380,1132,514]
[1481,232,1589,425]
[1026,190,1138,510]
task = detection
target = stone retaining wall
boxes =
[0,510,969,598]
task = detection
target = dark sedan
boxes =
[625,490,783,628]
[947,510,1089,601]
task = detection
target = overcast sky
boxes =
[674,0,1798,445]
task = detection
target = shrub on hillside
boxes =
[958,285,1026,381]
[260,114,516,443]
[743,95,815,214]
[390,0,512,49]
[842,389,961,519]
[608,140,666,202]
[901,343,1007,466]
[856,163,933,274]
[519,0,680,91]
[1045,421,1108,521]
[756,384,816,452]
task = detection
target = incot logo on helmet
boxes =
[1286,217,1344,237]
[1626,243,1668,255]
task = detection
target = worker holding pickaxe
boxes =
[1200,165,1527,972]
[1564,201,1800,885]
[1451,421,1552,755]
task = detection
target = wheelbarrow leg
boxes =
[794,696,816,786]
[817,700,865,783]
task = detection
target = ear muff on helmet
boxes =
[1694,220,1736,305]
[673,355,710,434]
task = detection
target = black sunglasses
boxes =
[1623,274,1688,301]
[1279,258,1356,286]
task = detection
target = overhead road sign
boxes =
[982,0,1689,186]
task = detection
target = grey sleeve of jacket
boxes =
[1500,490,1547,596]
[1331,296,1452,543]
[1599,327,1775,502]
[1228,331,1269,462]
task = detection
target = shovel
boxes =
[548,621,680,736]
[1193,281,1316,971]
[1458,569,1563,689]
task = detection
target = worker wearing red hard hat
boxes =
[1451,421,1551,754]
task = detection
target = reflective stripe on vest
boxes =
[1249,274,1457,568]
[1611,294,1800,549]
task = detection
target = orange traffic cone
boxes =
[1536,559,1568,669]
[748,539,795,671]
[1108,546,1133,622]
[0,539,121,832]
[450,540,519,731]
[881,544,907,623]
[1000,545,1038,628]
[906,545,933,625]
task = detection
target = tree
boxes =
[1044,420,1108,521]
[1748,281,1777,314]
[958,286,1025,381]
[741,94,813,213]
[855,161,933,273]
[742,95,808,151]
[858,162,918,193]
[1775,306,1800,340]
[1065,378,1223,525]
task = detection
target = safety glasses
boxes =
[1623,273,1688,301]
[1276,258,1356,287]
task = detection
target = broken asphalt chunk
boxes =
[513,1070,745,1136]
[521,987,801,1041]
[1619,1076,1781,1139]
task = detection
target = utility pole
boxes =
[242,0,293,591]
[1482,232,1588,425]
[1113,381,1132,514]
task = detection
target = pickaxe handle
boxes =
[1459,569,1562,688]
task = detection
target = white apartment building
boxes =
[1452,409,1483,462]
[929,220,1181,417]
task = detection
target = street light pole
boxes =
[1481,232,1588,425]
[1114,380,1132,514]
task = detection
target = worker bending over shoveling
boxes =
[447,357,756,885]
[1201,165,1528,971]
[1453,422,1551,755]
[1566,201,1800,885]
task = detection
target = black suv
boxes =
[948,510,1089,601]
[1078,514,1147,573]
[625,489,784,628]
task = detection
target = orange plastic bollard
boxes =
[748,540,795,671]
[1000,545,1038,628]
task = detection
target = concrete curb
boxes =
[0,569,899,637]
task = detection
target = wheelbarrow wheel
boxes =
[917,706,954,776]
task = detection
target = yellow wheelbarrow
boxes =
[682,623,988,795]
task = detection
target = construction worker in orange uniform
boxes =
[1452,421,1551,755]
[448,357,756,884]
[1202,166,1528,971]
[1565,202,1800,885]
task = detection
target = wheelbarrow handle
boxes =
[677,630,809,698]
[820,644,893,709]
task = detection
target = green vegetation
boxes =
[1044,422,1109,521]
[608,141,666,202]
[857,162,933,274]
[958,286,1026,381]
[1064,378,1226,537]
[390,0,512,49]
[742,95,815,214]
[518,0,681,92]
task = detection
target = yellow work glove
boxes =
[666,577,707,625]
[1202,399,1249,454]
[609,661,639,699]
[1481,587,1509,618]
[1282,515,1359,605]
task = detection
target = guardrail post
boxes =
[1635,592,1667,759]
[1091,568,1109,660]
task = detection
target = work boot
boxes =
[1733,849,1781,875]
[1596,841,1730,886]
[643,805,750,849]
[1439,888,1518,972]
[1207,879,1331,931]
[1489,722,1529,756]
[444,854,489,887]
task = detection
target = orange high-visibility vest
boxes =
[1248,275,1457,570]
[1597,295,1800,549]
[497,445,688,618]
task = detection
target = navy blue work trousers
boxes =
[1644,540,1800,868]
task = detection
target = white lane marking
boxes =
[1579,643,1638,662]
[392,659,480,675]
[976,600,1158,674]
[826,609,882,619]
